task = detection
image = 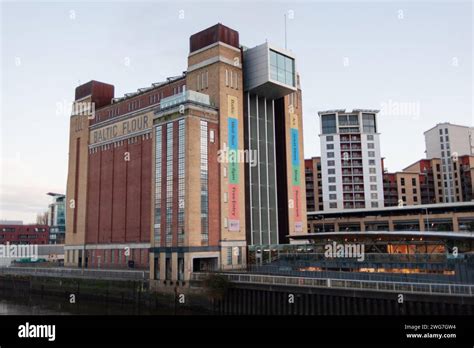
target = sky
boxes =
[1,0,473,223]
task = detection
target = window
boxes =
[227,247,232,265]
[371,202,379,208]
[329,185,336,192]
[367,143,374,149]
[326,144,334,150]
[328,168,335,175]
[237,247,242,264]
[328,177,336,183]
[370,184,377,191]
[401,188,406,194]
[338,114,359,126]
[370,176,377,182]
[210,130,215,143]
[362,114,376,133]
[326,136,334,142]
[412,178,416,186]
[329,202,337,208]
[225,69,229,86]
[439,129,443,135]
[327,160,335,166]
[327,152,334,158]
[154,126,163,245]
[369,168,376,174]
[414,196,418,202]
[204,71,209,89]
[444,128,448,134]
[368,151,375,157]
[224,192,228,203]
[321,114,337,134]
[369,160,376,165]
[367,135,374,141]
[200,121,209,243]
[269,50,295,86]
[371,193,378,199]
[329,194,337,200]
[400,178,405,186]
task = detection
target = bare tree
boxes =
[36,211,49,225]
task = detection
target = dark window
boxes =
[321,114,337,134]
[362,113,376,133]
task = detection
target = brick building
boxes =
[65,24,307,284]
[0,223,49,245]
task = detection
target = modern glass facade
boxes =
[200,120,208,245]
[247,94,278,245]
[47,194,66,244]
[269,50,295,87]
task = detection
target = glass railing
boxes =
[160,90,211,109]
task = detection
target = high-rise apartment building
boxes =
[403,156,474,204]
[318,109,384,210]
[64,24,307,285]
[424,123,474,203]
[382,172,421,207]
[304,157,323,212]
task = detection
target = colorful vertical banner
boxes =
[228,96,240,231]
[290,112,303,232]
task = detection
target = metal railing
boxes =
[191,272,473,297]
[0,266,149,281]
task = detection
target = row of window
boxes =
[197,71,209,90]
[321,114,377,134]
[89,133,152,154]
[225,69,239,89]
[104,84,185,120]
[0,227,46,233]
[200,121,209,244]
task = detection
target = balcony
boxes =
[339,127,360,134]
[160,90,211,109]
[339,120,359,126]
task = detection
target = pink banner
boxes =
[293,186,301,222]
[229,184,240,220]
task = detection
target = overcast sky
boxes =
[1,0,472,223]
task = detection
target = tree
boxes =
[36,211,49,225]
